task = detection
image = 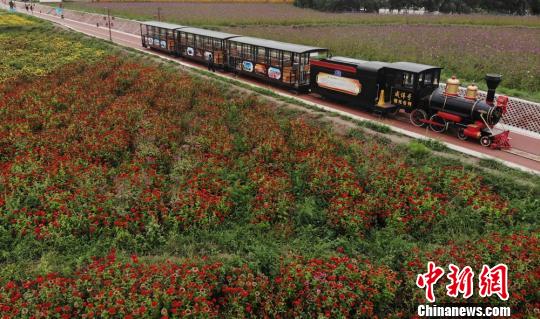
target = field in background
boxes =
[60,2,540,27]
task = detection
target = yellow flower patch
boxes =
[0,11,36,27]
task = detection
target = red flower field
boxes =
[1,23,538,318]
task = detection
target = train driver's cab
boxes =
[384,62,443,111]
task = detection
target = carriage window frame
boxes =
[282,52,292,67]
[433,70,440,86]
[186,33,194,46]
[424,72,433,86]
[402,72,415,88]
[257,47,266,63]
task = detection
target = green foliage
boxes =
[0,24,110,83]
[418,138,449,152]
[407,140,431,157]
[356,120,392,133]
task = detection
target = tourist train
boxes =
[140,21,510,148]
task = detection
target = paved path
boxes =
[3,3,540,174]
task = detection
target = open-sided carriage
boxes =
[176,28,239,68]
[140,21,186,54]
[226,37,328,91]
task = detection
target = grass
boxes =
[0,10,37,27]
[0,16,110,83]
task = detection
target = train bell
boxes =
[445,76,460,96]
[465,83,478,100]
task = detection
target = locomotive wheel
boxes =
[480,136,492,147]
[429,114,448,133]
[410,109,428,127]
[457,128,468,140]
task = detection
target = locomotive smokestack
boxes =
[485,74,502,105]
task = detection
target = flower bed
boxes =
[0,11,36,27]
[0,253,397,318]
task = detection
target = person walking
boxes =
[207,53,215,72]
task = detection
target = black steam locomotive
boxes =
[310,57,510,147]
[140,21,510,148]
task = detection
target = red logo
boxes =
[416,262,509,302]
[479,264,509,300]
[446,264,474,299]
[416,261,445,303]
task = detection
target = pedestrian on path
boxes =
[207,53,215,72]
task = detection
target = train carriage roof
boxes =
[229,36,327,54]
[386,62,442,73]
[178,27,239,40]
[329,56,389,72]
[141,21,187,30]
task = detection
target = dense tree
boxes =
[294,0,539,14]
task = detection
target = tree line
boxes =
[293,0,540,15]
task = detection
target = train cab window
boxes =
[433,71,440,86]
[424,72,433,86]
[402,72,415,88]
